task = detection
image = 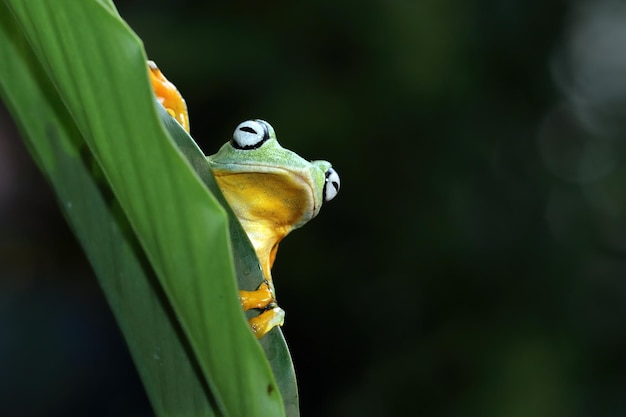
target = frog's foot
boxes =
[249,307,285,338]
[239,281,275,310]
[147,60,190,133]
[239,281,284,338]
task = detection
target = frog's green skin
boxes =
[208,120,339,337]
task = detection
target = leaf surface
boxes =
[0,1,298,415]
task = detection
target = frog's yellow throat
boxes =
[211,169,315,264]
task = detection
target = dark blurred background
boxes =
[3,0,626,416]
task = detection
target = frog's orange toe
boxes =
[249,307,285,338]
[239,282,275,311]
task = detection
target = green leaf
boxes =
[0,0,298,416]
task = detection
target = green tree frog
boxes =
[148,62,340,338]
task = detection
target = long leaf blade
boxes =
[0,4,219,416]
[2,1,286,415]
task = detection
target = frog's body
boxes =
[148,62,339,337]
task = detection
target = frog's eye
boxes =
[232,119,271,150]
[323,167,340,202]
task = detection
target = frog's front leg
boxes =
[239,280,285,338]
[248,307,285,337]
[239,280,275,310]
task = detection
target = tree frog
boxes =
[148,61,340,338]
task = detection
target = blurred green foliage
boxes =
[2,0,626,416]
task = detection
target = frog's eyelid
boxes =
[323,167,340,202]
[254,119,271,141]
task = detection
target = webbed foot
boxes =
[239,281,284,338]
[249,307,285,338]
[148,60,190,133]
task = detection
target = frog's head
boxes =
[209,119,339,223]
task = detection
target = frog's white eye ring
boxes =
[232,119,270,150]
[323,167,340,202]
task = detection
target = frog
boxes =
[148,61,340,338]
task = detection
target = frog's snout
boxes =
[323,167,340,202]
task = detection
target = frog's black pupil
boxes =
[240,126,257,134]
